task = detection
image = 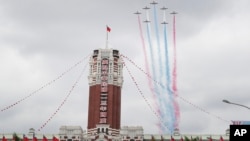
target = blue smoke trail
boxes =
[146,24,156,91]
[152,4,175,133]
[163,24,172,99]
[163,24,175,133]
[144,8,166,133]
[146,23,169,133]
[152,5,163,79]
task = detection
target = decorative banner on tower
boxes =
[100,58,109,124]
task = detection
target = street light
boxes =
[222,99,250,110]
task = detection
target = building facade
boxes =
[59,126,84,141]
[1,127,230,141]
[87,48,123,137]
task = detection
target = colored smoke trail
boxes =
[146,19,170,133]
[172,14,180,129]
[122,57,171,132]
[137,15,152,92]
[152,5,164,79]
[122,54,230,124]
[163,25,172,97]
[147,23,164,132]
[152,4,170,133]
[163,23,175,132]
[152,4,175,133]
[137,14,159,114]
[143,8,166,132]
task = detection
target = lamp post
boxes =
[222,99,250,110]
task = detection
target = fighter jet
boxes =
[161,6,168,10]
[143,20,151,23]
[161,21,168,24]
[170,11,178,15]
[150,1,158,5]
[142,6,150,10]
[134,11,141,15]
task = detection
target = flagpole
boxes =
[106,25,111,49]
[106,30,108,49]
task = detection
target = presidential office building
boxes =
[1,48,229,141]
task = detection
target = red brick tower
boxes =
[87,48,123,135]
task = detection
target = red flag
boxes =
[180,137,183,141]
[33,136,37,141]
[2,136,7,141]
[171,136,175,141]
[209,137,213,141]
[220,136,224,141]
[199,137,202,141]
[43,136,48,141]
[107,26,111,32]
[52,136,59,141]
[23,135,29,141]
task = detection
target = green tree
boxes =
[13,133,21,141]
[184,136,199,141]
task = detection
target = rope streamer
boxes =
[37,63,88,131]
[1,54,90,112]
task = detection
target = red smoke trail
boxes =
[137,15,152,92]
[137,15,160,116]
[172,14,180,129]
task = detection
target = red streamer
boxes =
[1,54,90,112]
[37,63,88,132]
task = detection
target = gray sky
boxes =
[1,0,250,135]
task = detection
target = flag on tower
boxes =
[107,26,111,32]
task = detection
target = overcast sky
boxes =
[1,0,250,135]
